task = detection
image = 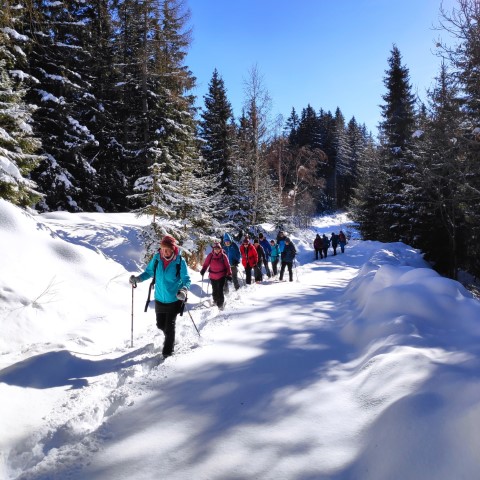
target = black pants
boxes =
[323,248,328,258]
[245,265,253,284]
[315,248,323,259]
[211,277,226,307]
[254,263,263,282]
[155,300,181,357]
[271,259,279,276]
[280,261,293,281]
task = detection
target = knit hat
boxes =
[160,235,180,257]
[285,237,291,243]
[259,232,264,239]
[223,233,232,242]
[243,236,250,244]
[253,237,259,244]
[212,242,222,249]
[161,235,176,249]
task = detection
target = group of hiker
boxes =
[313,230,347,260]
[129,229,347,359]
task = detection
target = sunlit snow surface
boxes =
[1,201,480,480]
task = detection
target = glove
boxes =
[176,287,188,302]
[200,268,206,276]
[226,275,232,282]
[129,275,139,287]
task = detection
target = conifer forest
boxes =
[1,0,479,279]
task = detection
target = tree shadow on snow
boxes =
[0,345,155,390]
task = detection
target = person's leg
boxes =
[155,302,166,331]
[155,301,178,357]
[279,262,286,281]
[272,259,278,276]
[211,279,221,305]
[162,309,177,357]
[254,264,263,282]
[217,277,226,307]
[288,262,293,281]
[245,266,252,284]
[231,265,240,289]
[264,259,271,277]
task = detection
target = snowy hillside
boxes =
[1,199,480,480]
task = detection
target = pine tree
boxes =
[129,0,215,259]
[23,0,99,212]
[377,45,417,242]
[198,68,235,213]
[85,0,128,212]
[333,107,352,208]
[438,0,480,277]
[0,2,42,207]
[350,139,384,240]
[410,63,466,278]
[284,107,300,146]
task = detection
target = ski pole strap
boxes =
[144,281,154,312]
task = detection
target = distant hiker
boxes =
[269,239,281,276]
[222,233,241,290]
[313,233,322,260]
[330,232,339,256]
[200,242,232,309]
[322,234,330,258]
[338,230,347,253]
[277,230,287,254]
[240,236,258,285]
[253,238,266,282]
[258,233,272,278]
[129,235,191,358]
[280,237,297,282]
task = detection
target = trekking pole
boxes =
[130,283,136,348]
[185,304,201,336]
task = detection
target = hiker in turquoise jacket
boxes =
[130,235,191,358]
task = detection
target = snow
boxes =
[1,201,480,479]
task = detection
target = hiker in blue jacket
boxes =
[258,232,272,278]
[279,237,297,282]
[222,233,241,290]
[130,235,191,358]
[269,239,281,276]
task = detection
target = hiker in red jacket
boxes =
[240,236,258,285]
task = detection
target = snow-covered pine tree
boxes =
[24,0,99,212]
[438,0,480,277]
[0,3,42,207]
[83,0,129,212]
[333,107,352,209]
[130,0,216,262]
[410,63,468,279]
[350,137,383,240]
[198,68,236,221]
[376,44,417,242]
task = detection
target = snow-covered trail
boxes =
[26,240,381,480]
[5,207,480,480]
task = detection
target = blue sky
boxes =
[186,0,457,136]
